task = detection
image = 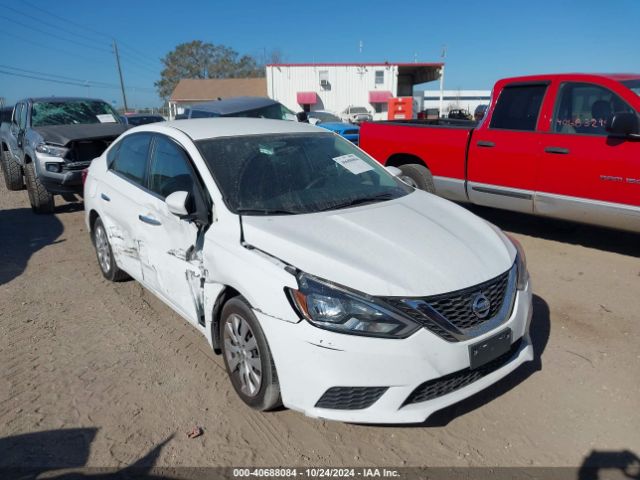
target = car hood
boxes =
[318,122,359,133]
[242,191,515,297]
[33,123,130,146]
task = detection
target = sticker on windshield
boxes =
[96,114,117,123]
[332,154,373,175]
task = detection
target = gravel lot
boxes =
[0,180,638,474]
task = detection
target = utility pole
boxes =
[439,45,447,118]
[112,39,128,112]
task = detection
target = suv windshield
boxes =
[31,100,122,127]
[197,133,411,215]
[621,79,640,97]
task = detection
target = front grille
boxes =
[384,267,513,341]
[315,386,388,410]
[403,338,523,405]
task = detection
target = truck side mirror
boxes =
[606,112,639,138]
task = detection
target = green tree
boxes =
[155,40,264,100]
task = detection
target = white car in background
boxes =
[84,118,533,423]
[340,106,373,124]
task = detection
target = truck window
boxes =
[552,82,636,135]
[19,103,28,129]
[489,84,547,131]
[12,103,22,125]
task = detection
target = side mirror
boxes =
[606,112,640,137]
[166,191,190,217]
[385,166,402,177]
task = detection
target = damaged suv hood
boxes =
[33,123,130,146]
[242,191,515,297]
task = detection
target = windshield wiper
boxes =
[236,208,300,216]
[318,192,396,212]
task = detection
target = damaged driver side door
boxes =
[135,134,210,326]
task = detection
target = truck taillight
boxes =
[81,168,89,185]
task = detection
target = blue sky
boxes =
[1,0,638,108]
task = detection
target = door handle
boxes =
[477,141,495,148]
[545,146,570,154]
[100,193,111,202]
[138,214,161,226]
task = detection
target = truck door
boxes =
[535,81,640,229]
[7,103,22,161]
[467,82,549,213]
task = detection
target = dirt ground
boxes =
[1,180,639,472]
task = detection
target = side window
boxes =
[552,82,635,135]
[489,84,547,131]
[110,133,151,185]
[19,103,28,129]
[12,103,22,126]
[147,135,194,199]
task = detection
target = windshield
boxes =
[621,79,640,98]
[224,102,295,121]
[31,100,122,127]
[350,107,368,114]
[197,133,411,215]
[308,111,341,123]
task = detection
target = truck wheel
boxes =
[24,162,54,214]
[1,149,24,191]
[221,296,282,411]
[398,164,436,193]
[92,217,129,282]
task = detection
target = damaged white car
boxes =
[84,118,534,424]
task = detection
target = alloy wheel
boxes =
[94,225,111,274]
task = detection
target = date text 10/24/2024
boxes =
[233,468,401,478]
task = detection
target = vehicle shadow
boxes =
[578,449,640,480]
[0,207,65,286]
[0,428,177,479]
[420,294,550,427]
[466,205,640,258]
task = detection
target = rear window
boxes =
[489,84,547,131]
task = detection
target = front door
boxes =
[467,83,549,213]
[536,81,640,228]
[135,134,207,326]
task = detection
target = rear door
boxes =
[467,83,549,213]
[100,132,153,281]
[535,81,640,228]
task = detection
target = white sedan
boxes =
[84,118,534,423]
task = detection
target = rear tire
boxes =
[221,297,282,411]
[398,163,436,193]
[24,162,54,213]
[93,217,129,282]
[1,149,24,191]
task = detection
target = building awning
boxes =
[297,91,317,104]
[369,90,392,103]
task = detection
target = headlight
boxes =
[36,143,68,158]
[506,234,529,290]
[286,273,420,339]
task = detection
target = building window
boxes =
[373,103,387,114]
[375,70,384,85]
[319,70,330,90]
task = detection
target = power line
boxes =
[0,30,104,65]
[0,14,112,54]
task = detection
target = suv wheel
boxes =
[1,149,24,191]
[221,297,281,411]
[398,164,436,193]
[93,217,129,282]
[24,163,54,213]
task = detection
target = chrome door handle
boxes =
[100,193,111,202]
[545,146,570,154]
[477,141,495,148]
[138,215,161,226]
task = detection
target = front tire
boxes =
[221,297,281,411]
[398,163,436,193]
[24,162,54,213]
[2,149,24,191]
[93,217,129,282]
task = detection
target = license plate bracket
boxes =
[469,328,512,370]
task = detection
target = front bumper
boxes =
[257,280,533,424]
[35,154,89,194]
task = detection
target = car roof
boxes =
[497,73,640,85]
[189,96,278,115]
[134,117,326,141]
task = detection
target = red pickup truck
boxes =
[360,73,640,232]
